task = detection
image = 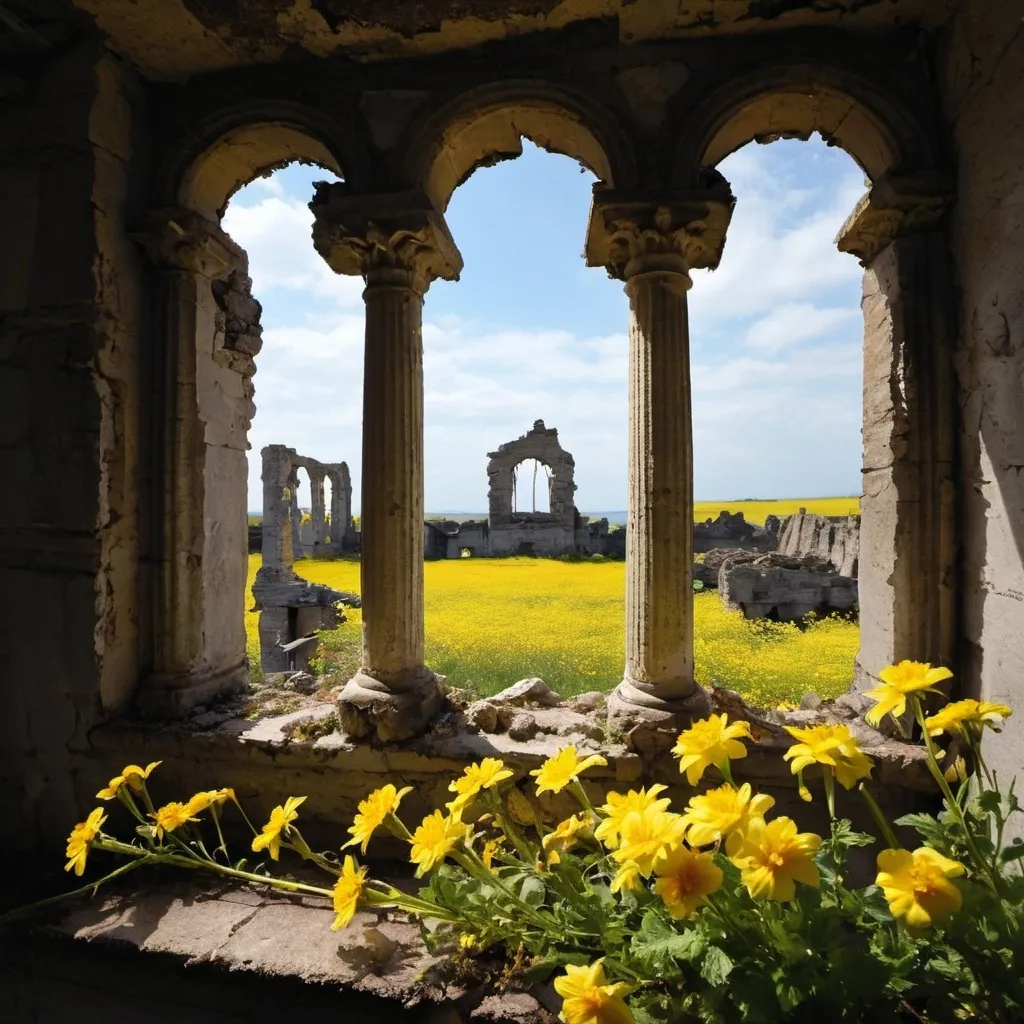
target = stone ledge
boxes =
[78,688,938,856]
[2,879,556,1023]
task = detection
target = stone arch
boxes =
[404,82,636,212]
[673,66,937,186]
[167,105,367,221]
[487,421,576,526]
[674,66,955,701]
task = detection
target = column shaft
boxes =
[625,270,695,697]
[360,271,428,685]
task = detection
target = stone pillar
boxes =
[310,469,326,548]
[135,209,252,715]
[312,190,463,740]
[836,177,956,696]
[586,189,733,738]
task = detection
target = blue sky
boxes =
[223,137,868,514]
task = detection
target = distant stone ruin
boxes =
[251,445,359,672]
[715,511,861,622]
[426,421,623,558]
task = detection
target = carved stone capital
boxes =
[311,187,463,292]
[835,175,952,266]
[585,186,735,281]
[134,208,243,277]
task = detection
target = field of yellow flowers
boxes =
[691,496,858,524]
[245,553,859,707]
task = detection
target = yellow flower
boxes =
[944,755,969,784]
[653,846,723,919]
[459,932,478,950]
[594,785,670,850]
[152,801,199,839]
[864,661,953,727]
[409,809,470,877]
[925,699,1012,738]
[672,714,751,785]
[251,795,307,860]
[506,787,536,825]
[726,816,821,901]
[448,758,514,813]
[610,860,643,893]
[96,761,162,800]
[185,788,234,815]
[682,783,775,847]
[554,961,635,1024]
[330,855,367,931]
[542,813,591,866]
[612,808,687,876]
[531,746,608,795]
[876,847,964,928]
[343,784,413,854]
[65,808,107,876]
[481,836,504,870]
[783,723,874,794]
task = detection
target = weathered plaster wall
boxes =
[942,3,1024,784]
[0,43,145,849]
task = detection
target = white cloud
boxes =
[237,140,867,511]
[742,303,859,353]
[222,195,364,308]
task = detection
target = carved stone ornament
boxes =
[133,208,243,277]
[835,174,952,266]
[584,186,735,281]
[310,187,463,289]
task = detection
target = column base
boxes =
[337,668,445,743]
[607,679,712,753]
[136,660,249,718]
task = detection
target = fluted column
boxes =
[586,189,733,738]
[309,469,326,547]
[312,189,462,741]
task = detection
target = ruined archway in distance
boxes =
[406,84,634,213]
[513,458,553,515]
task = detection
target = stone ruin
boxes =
[251,445,359,673]
[702,511,861,623]
[426,421,625,558]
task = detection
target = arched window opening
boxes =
[513,459,552,515]
[687,133,865,707]
[322,475,333,544]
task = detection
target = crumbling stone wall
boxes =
[777,511,860,577]
[0,43,148,852]
[252,445,356,672]
[941,2,1024,796]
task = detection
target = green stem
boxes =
[569,779,601,821]
[912,699,999,889]
[209,805,230,863]
[451,851,553,932]
[858,783,900,850]
[484,790,534,863]
[0,857,148,927]
[823,770,836,821]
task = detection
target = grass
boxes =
[245,552,859,709]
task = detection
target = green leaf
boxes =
[631,911,704,974]
[700,945,734,986]
[520,875,546,908]
[894,812,948,846]
[830,819,875,848]
[1001,840,1024,863]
